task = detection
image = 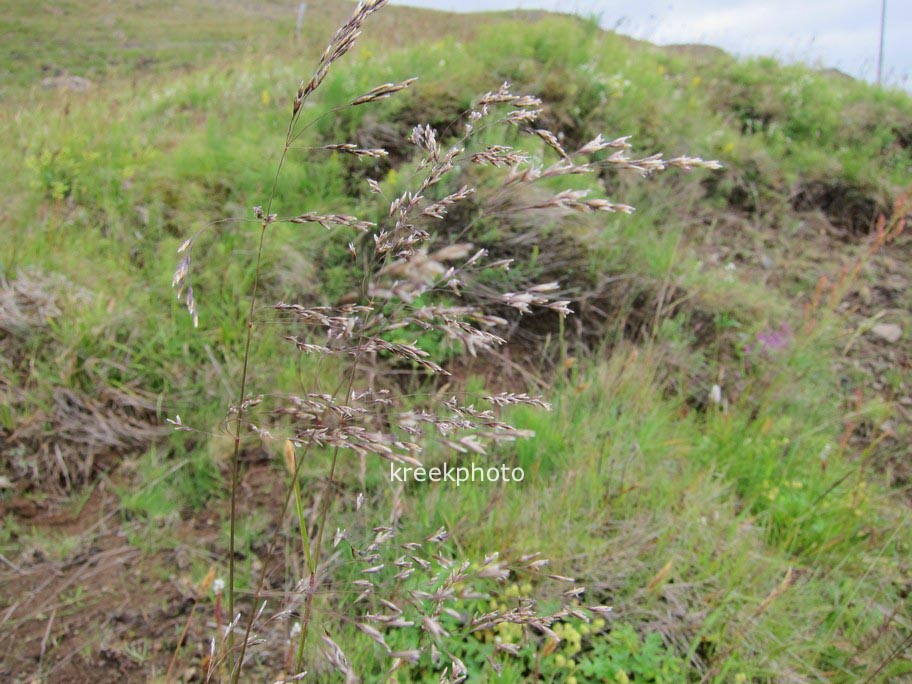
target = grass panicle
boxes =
[168,3,718,681]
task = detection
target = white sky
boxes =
[389,1,911,88]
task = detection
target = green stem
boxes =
[291,446,316,670]
[294,445,340,671]
[227,220,268,672]
[228,136,292,682]
[293,472,315,575]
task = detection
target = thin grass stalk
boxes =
[291,462,315,576]
[294,444,340,670]
[166,568,216,682]
[226,220,268,671]
[225,82,300,676]
[288,442,315,670]
[225,434,317,683]
[225,146,289,678]
[294,330,368,670]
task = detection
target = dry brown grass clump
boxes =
[1,272,164,494]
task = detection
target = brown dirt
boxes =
[0,468,230,684]
[0,461,290,683]
[1,482,172,682]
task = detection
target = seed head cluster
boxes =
[168,1,719,680]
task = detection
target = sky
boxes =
[389,1,911,88]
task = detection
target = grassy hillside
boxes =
[1,1,911,682]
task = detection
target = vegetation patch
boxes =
[1,2,911,682]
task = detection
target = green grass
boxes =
[2,2,911,682]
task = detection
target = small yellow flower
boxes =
[261,89,271,106]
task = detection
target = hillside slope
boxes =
[1,2,911,682]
